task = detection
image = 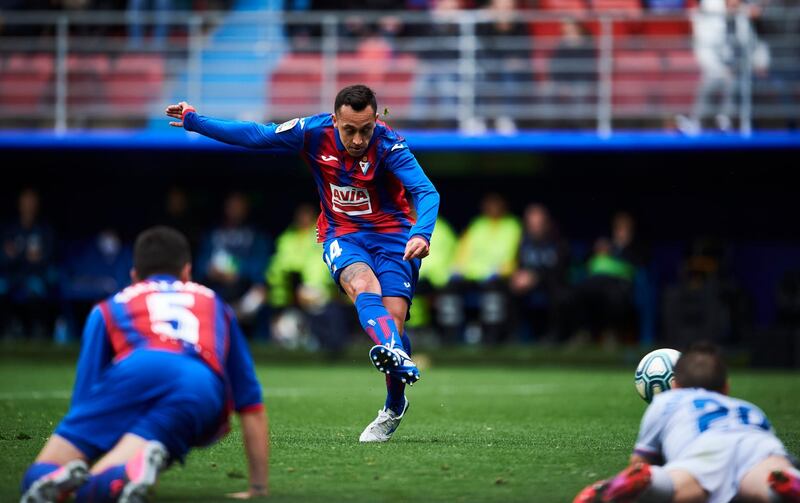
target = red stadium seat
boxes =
[269,53,323,116]
[612,50,663,114]
[0,53,54,110]
[590,0,642,14]
[68,54,111,110]
[105,54,165,113]
[660,50,699,107]
[539,0,588,13]
[640,18,691,36]
[336,49,417,111]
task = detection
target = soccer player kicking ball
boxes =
[20,227,268,503]
[574,343,800,503]
[166,84,439,443]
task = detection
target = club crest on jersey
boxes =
[330,183,372,216]
[359,156,370,175]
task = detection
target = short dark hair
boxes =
[334,84,377,114]
[133,226,191,279]
[674,342,728,393]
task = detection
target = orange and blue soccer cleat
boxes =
[769,470,800,503]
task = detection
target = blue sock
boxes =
[384,331,412,414]
[75,465,126,503]
[401,332,412,354]
[21,462,60,494]
[355,293,401,349]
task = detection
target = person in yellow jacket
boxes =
[444,194,522,344]
[266,204,348,354]
[452,194,522,281]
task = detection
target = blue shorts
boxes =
[55,350,224,462]
[322,232,420,303]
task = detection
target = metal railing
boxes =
[0,9,798,133]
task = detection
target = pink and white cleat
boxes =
[20,459,89,503]
[118,441,168,503]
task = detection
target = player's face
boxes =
[333,105,379,158]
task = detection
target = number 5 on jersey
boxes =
[324,240,343,274]
[146,293,200,344]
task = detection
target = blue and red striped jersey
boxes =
[183,112,439,243]
[72,275,262,417]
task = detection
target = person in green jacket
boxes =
[266,204,348,354]
[445,194,522,344]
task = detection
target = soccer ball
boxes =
[634,348,681,403]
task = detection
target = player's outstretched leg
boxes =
[20,459,89,503]
[770,469,800,502]
[574,463,653,503]
[355,293,420,384]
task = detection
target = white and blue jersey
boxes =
[634,388,788,502]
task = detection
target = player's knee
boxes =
[340,264,379,298]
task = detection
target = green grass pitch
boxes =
[1,356,798,502]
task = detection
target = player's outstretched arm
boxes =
[227,407,269,499]
[165,101,304,152]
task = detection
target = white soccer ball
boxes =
[634,348,682,403]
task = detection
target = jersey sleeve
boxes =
[385,146,440,242]
[71,305,113,407]
[225,311,264,413]
[633,398,667,463]
[183,112,306,153]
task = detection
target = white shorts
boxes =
[665,431,788,503]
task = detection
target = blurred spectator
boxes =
[677,0,768,134]
[157,187,202,255]
[445,193,522,343]
[266,204,348,355]
[509,204,570,342]
[475,0,532,135]
[546,19,597,128]
[567,212,643,344]
[1,188,57,340]
[59,227,132,339]
[663,238,750,348]
[127,0,174,48]
[196,191,272,339]
[409,0,465,130]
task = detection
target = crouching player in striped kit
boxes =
[20,227,268,503]
[574,343,800,503]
